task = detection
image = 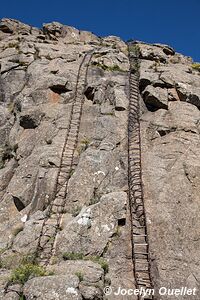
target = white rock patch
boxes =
[66,287,78,295]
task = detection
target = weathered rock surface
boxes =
[136,42,200,299]
[0,18,132,300]
[142,85,168,109]
[47,260,104,299]
[0,18,200,300]
[24,275,81,300]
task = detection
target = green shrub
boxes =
[129,44,140,57]
[77,138,90,155]
[81,137,90,147]
[192,63,200,72]
[91,61,124,72]
[108,65,122,72]
[10,263,50,284]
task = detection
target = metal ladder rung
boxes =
[137,278,151,283]
[132,216,142,221]
[133,234,147,237]
[136,270,150,274]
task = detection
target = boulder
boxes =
[0,18,31,34]
[56,192,127,256]
[143,85,168,109]
[176,82,200,109]
[23,275,81,300]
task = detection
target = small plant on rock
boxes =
[9,252,53,284]
[69,169,75,178]
[91,62,124,72]
[71,206,82,217]
[62,252,109,274]
[89,256,109,274]
[81,137,90,148]
[108,64,123,72]
[21,253,37,265]
[10,263,49,284]
[75,271,84,282]
[77,137,91,155]
[89,197,100,205]
[63,252,84,260]
[106,111,115,116]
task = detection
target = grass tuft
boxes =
[63,252,84,260]
[62,252,109,274]
[9,252,53,284]
[75,271,84,282]
[192,63,200,72]
[91,61,125,72]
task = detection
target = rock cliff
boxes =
[0,18,199,300]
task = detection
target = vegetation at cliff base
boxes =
[10,263,48,284]
[10,254,54,284]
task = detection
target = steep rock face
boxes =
[138,43,200,299]
[0,18,200,300]
[0,18,133,300]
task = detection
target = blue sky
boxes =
[1,0,200,61]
